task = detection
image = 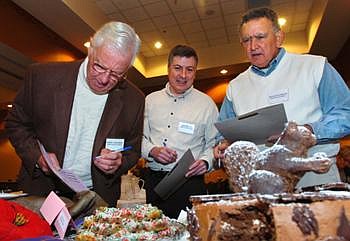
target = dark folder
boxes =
[214,104,287,144]
[154,149,195,200]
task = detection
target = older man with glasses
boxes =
[5,22,144,206]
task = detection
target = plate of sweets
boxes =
[75,204,185,241]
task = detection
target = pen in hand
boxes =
[95,146,132,159]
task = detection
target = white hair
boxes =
[90,22,141,64]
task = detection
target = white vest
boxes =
[227,52,340,187]
[227,52,325,124]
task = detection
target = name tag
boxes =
[106,138,124,151]
[268,89,289,104]
[178,122,195,135]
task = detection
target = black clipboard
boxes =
[153,149,195,200]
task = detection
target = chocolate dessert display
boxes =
[187,121,350,241]
[188,192,350,241]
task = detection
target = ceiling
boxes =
[1,0,350,103]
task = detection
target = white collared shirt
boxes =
[142,83,219,171]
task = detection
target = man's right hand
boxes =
[213,139,230,159]
[37,153,60,174]
[149,146,177,164]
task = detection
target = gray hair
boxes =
[90,21,141,64]
[240,7,281,33]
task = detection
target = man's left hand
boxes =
[185,159,208,177]
[93,148,122,174]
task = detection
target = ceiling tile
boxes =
[186,31,207,42]
[196,3,222,20]
[296,0,313,12]
[111,0,141,10]
[144,1,171,17]
[224,13,242,27]
[166,0,194,12]
[201,17,225,30]
[273,3,295,18]
[139,30,163,42]
[226,24,240,36]
[153,47,170,55]
[107,12,128,22]
[180,21,204,34]
[228,34,240,43]
[290,23,306,32]
[193,0,219,7]
[160,26,184,38]
[174,9,199,24]
[206,28,227,39]
[152,15,177,28]
[139,0,162,4]
[123,7,149,22]
[281,23,291,33]
[220,0,246,14]
[293,12,309,25]
[95,0,118,14]
[271,0,294,5]
[209,37,229,46]
[141,50,156,57]
[189,41,209,50]
[140,44,152,52]
[163,37,187,48]
[131,19,157,33]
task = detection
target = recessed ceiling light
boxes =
[7,104,13,108]
[278,18,287,27]
[154,41,162,49]
[84,41,90,48]
[220,69,228,75]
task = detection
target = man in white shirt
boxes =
[142,45,219,218]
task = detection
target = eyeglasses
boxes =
[91,61,127,82]
[240,32,269,46]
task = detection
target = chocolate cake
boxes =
[187,192,350,241]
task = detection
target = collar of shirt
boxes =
[79,57,91,91]
[165,82,194,98]
[251,48,286,77]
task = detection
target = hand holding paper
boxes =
[37,141,88,193]
[37,152,60,174]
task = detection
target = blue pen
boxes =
[95,146,132,159]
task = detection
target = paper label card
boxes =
[268,89,289,104]
[40,191,66,225]
[106,138,124,151]
[54,206,71,239]
[178,122,195,135]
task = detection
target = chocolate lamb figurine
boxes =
[223,121,333,194]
